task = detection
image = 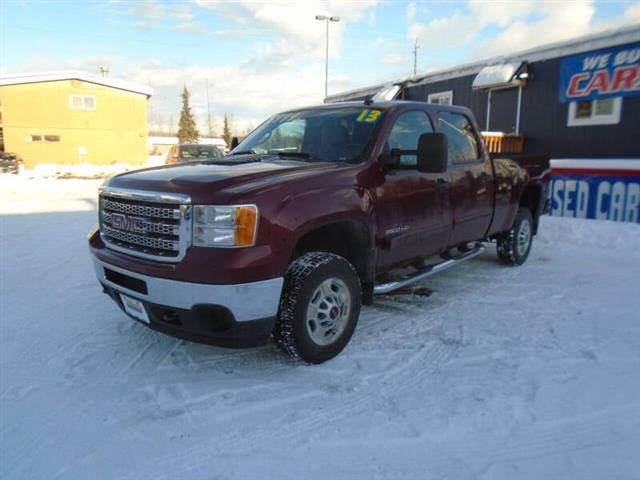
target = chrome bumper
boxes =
[92,257,284,321]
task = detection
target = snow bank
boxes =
[1,179,639,480]
[537,213,640,251]
[22,163,142,179]
[0,176,102,214]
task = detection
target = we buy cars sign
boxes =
[559,43,640,103]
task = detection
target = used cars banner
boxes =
[549,160,640,223]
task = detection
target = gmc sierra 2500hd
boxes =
[89,101,549,364]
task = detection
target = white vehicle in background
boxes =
[198,137,228,155]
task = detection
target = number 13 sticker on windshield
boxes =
[356,109,382,123]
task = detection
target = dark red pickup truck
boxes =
[89,101,549,363]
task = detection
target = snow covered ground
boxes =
[1,176,639,480]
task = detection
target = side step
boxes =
[373,246,485,295]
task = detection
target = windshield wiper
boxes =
[268,151,315,161]
[228,149,256,155]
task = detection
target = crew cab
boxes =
[89,101,549,364]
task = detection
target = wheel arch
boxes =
[520,181,546,234]
[290,218,375,300]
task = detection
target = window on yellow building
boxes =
[69,95,96,110]
[24,134,60,142]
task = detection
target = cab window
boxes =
[437,111,480,164]
[386,110,433,167]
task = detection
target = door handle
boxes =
[478,172,491,184]
[436,178,449,189]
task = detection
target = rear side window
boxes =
[437,111,480,164]
[387,110,433,167]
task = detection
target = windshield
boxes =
[234,107,385,163]
[179,145,222,160]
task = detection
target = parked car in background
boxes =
[166,144,223,164]
[0,152,24,174]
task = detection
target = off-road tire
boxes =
[273,252,361,364]
[496,207,533,266]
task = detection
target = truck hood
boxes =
[106,155,348,202]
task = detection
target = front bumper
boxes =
[92,257,284,348]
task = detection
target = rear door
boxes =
[437,111,494,246]
[375,110,452,268]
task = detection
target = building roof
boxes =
[0,70,153,97]
[326,24,640,103]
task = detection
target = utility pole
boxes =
[315,14,340,99]
[206,80,213,137]
[413,37,420,76]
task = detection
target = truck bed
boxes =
[492,153,551,180]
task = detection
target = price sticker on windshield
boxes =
[356,109,382,123]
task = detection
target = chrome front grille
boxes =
[102,212,179,235]
[102,226,179,251]
[99,187,191,262]
[101,199,180,220]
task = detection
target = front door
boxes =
[437,111,495,245]
[375,110,452,269]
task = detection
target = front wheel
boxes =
[273,252,361,364]
[496,207,533,266]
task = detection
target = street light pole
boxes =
[315,14,340,99]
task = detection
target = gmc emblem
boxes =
[109,213,146,234]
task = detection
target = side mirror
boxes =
[417,133,448,173]
[231,137,239,149]
[379,144,399,168]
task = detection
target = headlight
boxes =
[192,205,258,247]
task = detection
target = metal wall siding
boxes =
[403,41,640,159]
[405,74,487,125]
[522,55,640,158]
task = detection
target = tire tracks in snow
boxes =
[115,292,466,480]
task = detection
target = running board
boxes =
[373,246,485,295]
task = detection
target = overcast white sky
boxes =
[2,0,639,134]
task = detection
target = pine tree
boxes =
[177,86,199,143]
[222,114,232,148]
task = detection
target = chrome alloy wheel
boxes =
[305,277,352,346]
[517,218,532,257]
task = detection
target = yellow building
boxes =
[0,71,153,168]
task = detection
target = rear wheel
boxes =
[496,207,533,266]
[273,252,361,364]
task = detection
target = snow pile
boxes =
[1,178,639,480]
[19,161,157,180]
[0,176,102,214]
